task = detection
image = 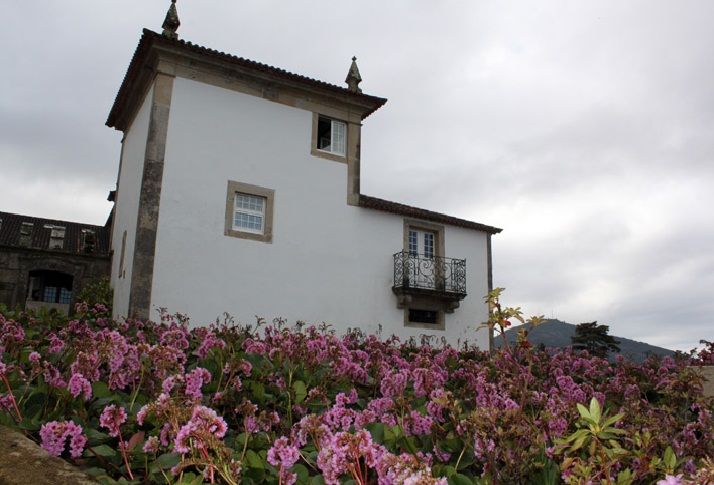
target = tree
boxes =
[571,321,620,358]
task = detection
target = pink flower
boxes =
[99,404,127,438]
[267,436,300,469]
[40,421,87,458]
[67,373,92,400]
[143,436,160,453]
[657,476,685,485]
[174,405,228,454]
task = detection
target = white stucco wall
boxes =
[110,85,153,317]
[149,77,491,347]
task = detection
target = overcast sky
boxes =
[1,1,712,351]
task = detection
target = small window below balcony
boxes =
[408,308,438,324]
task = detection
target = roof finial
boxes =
[345,56,362,93]
[162,0,181,39]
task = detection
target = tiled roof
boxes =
[107,29,388,129]
[358,195,502,234]
[0,211,111,256]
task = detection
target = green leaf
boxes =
[85,427,110,446]
[155,452,181,468]
[448,474,474,485]
[250,382,265,403]
[576,403,591,420]
[366,422,385,444]
[88,444,117,457]
[310,476,326,485]
[246,449,264,469]
[588,398,602,423]
[293,464,310,485]
[177,473,206,485]
[293,380,307,404]
[664,446,676,469]
[92,381,112,399]
[602,412,625,428]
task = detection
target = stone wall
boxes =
[0,426,96,484]
[697,365,714,398]
[0,246,110,312]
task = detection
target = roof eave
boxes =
[107,29,387,131]
[358,195,503,234]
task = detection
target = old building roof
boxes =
[107,29,388,130]
[0,212,111,256]
[358,195,502,234]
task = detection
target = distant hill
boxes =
[496,320,675,363]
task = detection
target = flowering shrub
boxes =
[0,295,712,484]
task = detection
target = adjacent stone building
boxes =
[0,211,111,314]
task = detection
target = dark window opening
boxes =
[27,270,73,304]
[81,229,96,253]
[317,117,332,151]
[408,308,438,324]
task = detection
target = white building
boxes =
[107,4,501,347]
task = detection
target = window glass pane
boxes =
[235,193,264,211]
[43,287,57,303]
[233,193,265,233]
[424,233,434,258]
[408,230,418,255]
[331,120,346,155]
[59,288,72,304]
[317,117,332,150]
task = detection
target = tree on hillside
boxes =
[571,321,620,358]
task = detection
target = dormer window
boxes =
[19,223,33,247]
[316,116,346,156]
[81,229,96,253]
[45,225,66,250]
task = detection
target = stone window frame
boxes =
[310,112,348,163]
[402,219,447,331]
[224,180,275,243]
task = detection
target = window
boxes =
[19,222,33,247]
[233,193,266,234]
[225,180,275,243]
[408,308,439,325]
[408,229,435,258]
[45,225,66,250]
[81,229,96,253]
[316,116,346,155]
[26,270,73,305]
[118,230,127,278]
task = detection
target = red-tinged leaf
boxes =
[126,430,145,451]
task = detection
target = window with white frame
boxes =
[224,180,275,243]
[233,193,266,234]
[45,225,66,250]
[316,116,346,156]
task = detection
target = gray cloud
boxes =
[0,0,711,350]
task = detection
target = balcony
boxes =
[392,251,467,312]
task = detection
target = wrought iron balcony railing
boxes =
[392,251,467,297]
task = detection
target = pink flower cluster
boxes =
[99,404,127,438]
[174,405,228,454]
[39,420,87,458]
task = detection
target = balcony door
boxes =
[408,229,436,288]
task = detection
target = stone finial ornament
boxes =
[345,56,363,93]
[162,0,181,39]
